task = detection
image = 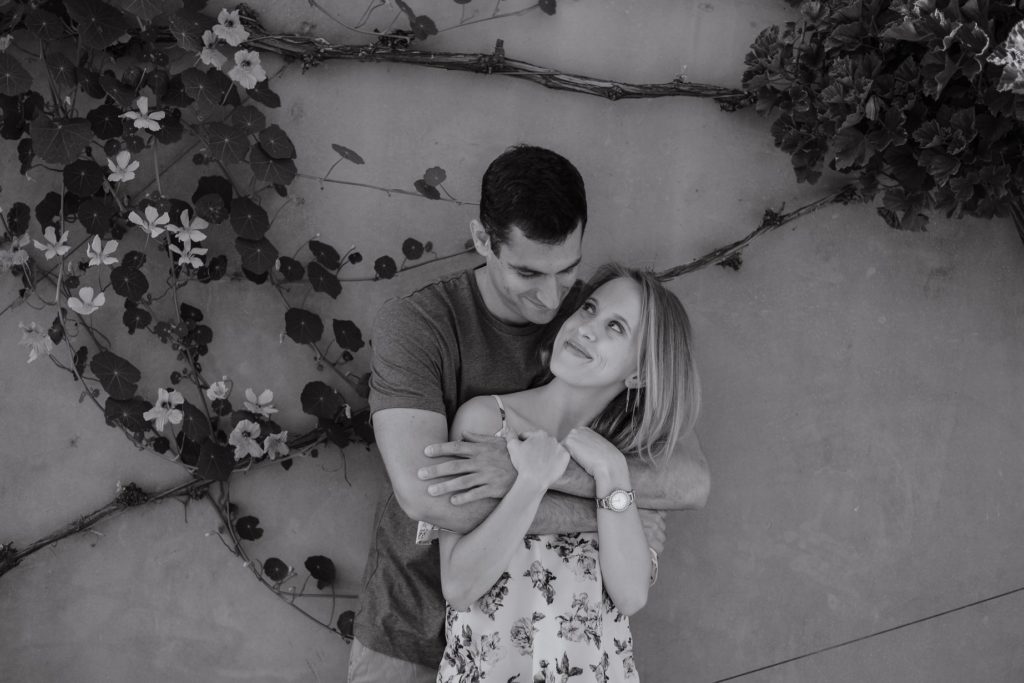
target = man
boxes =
[348,145,709,682]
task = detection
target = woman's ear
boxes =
[625,374,643,390]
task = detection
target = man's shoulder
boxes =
[382,270,473,314]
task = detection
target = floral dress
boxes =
[431,397,638,683]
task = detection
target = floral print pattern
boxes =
[438,532,637,682]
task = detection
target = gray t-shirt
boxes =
[354,268,578,666]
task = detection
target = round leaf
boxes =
[25,10,67,41]
[77,198,117,235]
[374,255,398,280]
[29,116,92,165]
[257,124,295,160]
[87,103,125,140]
[337,610,355,642]
[276,256,305,282]
[63,160,105,197]
[304,555,336,590]
[332,320,365,352]
[414,179,441,200]
[235,515,264,541]
[0,54,32,96]
[307,262,342,299]
[250,144,297,185]
[285,308,324,344]
[197,439,234,482]
[180,401,211,442]
[104,396,151,432]
[109,0,183,21]
[230,198,269,239]
[235,238,279,275]
[90,351,141,400]
[66,0,131,49]
[402,237,425,261]
[110,265,150,302]
[167,10,214,52]
[201,122,249,164]
[181,68,232,111]
[47,53,78,90]
[228,106,267,135]
[123,301,152,334]
[309,240,341,270]
[331,144,364,164]
[300,381,344,419]
[263,558,289,582]
[248,79,280,108]
[422,166,446,187]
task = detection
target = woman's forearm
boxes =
[594,467,651,616]
[440,477,546,609]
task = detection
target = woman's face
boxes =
[550,276,644,389]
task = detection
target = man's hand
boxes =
[638,509,667,555]
[419,432,517,505]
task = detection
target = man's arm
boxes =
[375,407,600,535]
[551,429,710,510]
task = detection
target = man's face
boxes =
[473,221,583,325]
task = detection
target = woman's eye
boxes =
[581,301,595,313]
[609,321,624,334]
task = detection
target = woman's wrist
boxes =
[593,459,631,497]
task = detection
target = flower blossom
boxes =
[244,388,278,417]
[168,242,208,268]
[33,226,70,260]
[0,34,13,52]
[86,236,119,267]
[988,19,1024,94]
[206,377,232,401]
[18,321,54,363]
[213,9,249,47]
[1,234,31,272]
[229,419,263,460]
[228,49,267,90]
[143,388,184,432]
[106,150,139,183]
[263,431,289,460]
[128,205,171,238]
[167,210,209,245]
[199,30,227,68]
[121,96,165,132]
[67,286,106,315]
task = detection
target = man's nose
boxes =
[536,277,560,309]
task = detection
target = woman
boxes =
[435,264,701,682]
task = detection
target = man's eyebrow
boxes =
[511,257,581,275]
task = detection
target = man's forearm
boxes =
[527,490,597,534]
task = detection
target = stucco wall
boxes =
[2,1,1023,681]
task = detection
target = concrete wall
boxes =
[2,1,1023,681]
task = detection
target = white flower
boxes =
[263,431,289,460]
[213,9,249,47]
[989,19,1024,94]
[86,236,119,267]
[106,150,139,183]
[67,286,106,315]
[2,234,31,271]
[244,388,278,417]
[206,377,232,401]
[0,34,13,52]
[229,419,263,461]
[143,387,184,432]
[167,210,209,245]
[33,226,70,260]
[128,205,171,238]
[121,96,165,132]
[168,243,208,268]
[227,49,266,90]
[18,321,54,363]
[199,30,227,68]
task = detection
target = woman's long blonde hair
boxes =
[577,264,701,464]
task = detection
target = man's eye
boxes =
[517,272,539,279]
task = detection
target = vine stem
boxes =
[296,172,476,206]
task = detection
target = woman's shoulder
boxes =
[451,395,506,438]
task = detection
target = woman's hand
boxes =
[507,430,570,490]
[563,427,628,482]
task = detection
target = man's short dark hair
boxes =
[479,145,587,254]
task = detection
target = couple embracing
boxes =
[348,145,710,682]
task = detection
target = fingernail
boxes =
[417,469,428,479]
[427,485,439,495]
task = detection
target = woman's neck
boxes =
[508,379,623,440]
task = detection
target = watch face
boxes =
[609,490,630,511]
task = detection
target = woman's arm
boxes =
[438,414,569,609]
[563,428,651,616]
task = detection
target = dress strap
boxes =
[491,394,509,433]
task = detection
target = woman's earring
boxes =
[625,375,641,390]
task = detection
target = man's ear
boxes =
[469,219,492,258]
[625,374,643,390]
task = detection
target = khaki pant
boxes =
[347,637,436,683]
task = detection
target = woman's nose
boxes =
[578,322,596,340]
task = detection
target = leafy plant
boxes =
[743,0,1024,232]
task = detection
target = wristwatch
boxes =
[596,489,635,512]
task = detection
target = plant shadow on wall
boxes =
[3,0,1024,648]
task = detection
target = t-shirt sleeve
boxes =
[368,296,448,416]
